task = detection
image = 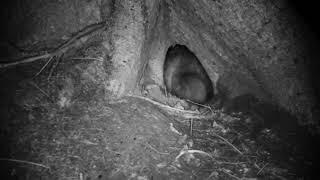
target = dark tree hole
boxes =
[163,44,214,104]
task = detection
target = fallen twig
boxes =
[28,81,55,103]
[35,56,55,76]
[211,132,243,155]
[0,22,105,68]
[0,158,50,169]
[220,168,241,180]
[71,57,104,61]
[216,161,246,165]
[186,99,214,115]
[257,162,269,175]
[48,54,63,80]
[0,53,51,68]
[145,143,170,155]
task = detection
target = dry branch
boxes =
[0,22,106,68]
[0,158,50,169]
[211,132,243,155]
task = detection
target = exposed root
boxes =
[127,94,218,120]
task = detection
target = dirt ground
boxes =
[1,0,320,179]
[0,51,319,180]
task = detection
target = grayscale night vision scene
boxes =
[1,0,320,179]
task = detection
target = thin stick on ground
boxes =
[211,132,243,155]
[257,162,269,175]
[145,143,170,155]
[48,55,62,80]
[28,81,55,103]
[219,168,241,180]
[71,57,104,61]
[0,158,50,169]
[35,56,55,77]
[0,53,51,68]
[186,99,214,115]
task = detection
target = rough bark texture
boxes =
[105,0,145,97]
[2,0,320,179]
[1,0,318,126]
[163,0,317,125]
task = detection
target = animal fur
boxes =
[163,45,213,103]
